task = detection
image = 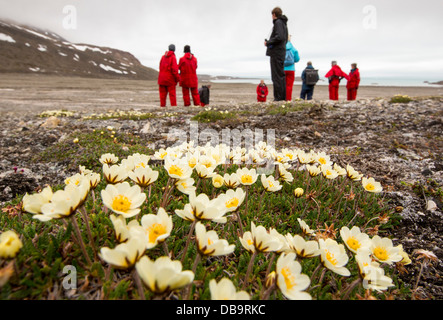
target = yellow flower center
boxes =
[346,237,361,251]
[281,266,296,290]
[365,183,375,191]
[325,250,338,266]
[188,158,197,168]
[268,180,274,188]
[373,246,389,261]
[169,165,183,177]
[181,182,188,189]
[207,238,213,246]
[319,158,327,165]
[226,198,239,209]
[241,175,253,184]
[147,223,167,243]
[112,195,132,212]
[202,160,212,168]
[135,162,146,169]
[160,152,167,159]
[247,239,253,246]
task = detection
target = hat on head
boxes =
[168,44,175,52]
[184,45,191,53]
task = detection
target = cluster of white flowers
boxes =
[17,140,400,300]
[39,110,75,118]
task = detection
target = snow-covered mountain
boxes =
[0,19,158,80]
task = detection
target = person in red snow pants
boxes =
[158,44,180,107]
[178,45,201,106]
[256,80,269,102]
[325,61,348,101]
[346,63,360,101]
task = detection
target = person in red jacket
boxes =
[324,61,349,100]
[158,44,180,107]
[256,80,269,102]
[346,63,360,101]
[178,45,201,107]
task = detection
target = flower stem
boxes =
[235,211,244,237]
[342,278,362,300]
[242,250,257,290]
[132,268,146,300]
[180,220,197,263]
[80,206,97,259]
[70,215,92,266]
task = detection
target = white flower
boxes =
[285,234,320,258]
[194,163,216,179]
[346,164,363,181]
[110,214,139,243]
[306,164,321,177]
[175,192,228,223]
[0,230,23,259]
[212,174,224,188]
[277,164,294,183]
[362,265,395,292]
[315,151,333,166]
[223,173,241,188]
[239,222,282,253]
[369,235,402,265]
[339,226,371,254]
[261,174,283,192]
[100,234,146,269]
[164,158,193,180]
[209,278,250,300]
[318,238,350,276]
[215,188,245,213]
[362,177,383,193]
[130,208,173,249]
[297,218,316,236]
[99,153,119,165]
[22,186,53,215]
[175,177,197,195]
[276,253,312,300]
[101,182,146,218]
[321,164,339,180]
[135,256,194,294]
[34,184,87,221]
[236,167,258,186]
[195,222,235,256]
[103,163,128,184]
[128,166,159,188]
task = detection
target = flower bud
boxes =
[294,187,304,198]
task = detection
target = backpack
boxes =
[305,69,319,86]
[284,49,295,67]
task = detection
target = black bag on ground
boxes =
[199,86,210,105]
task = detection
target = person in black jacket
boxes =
[265,7,289,102]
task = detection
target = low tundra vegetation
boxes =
[1,131,421,300]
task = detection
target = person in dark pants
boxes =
[264,7,288,102]
[300,61,316,100]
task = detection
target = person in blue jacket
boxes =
[284,35,299,101]
[300,61,316,100]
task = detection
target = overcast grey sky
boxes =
[1,0,442,79]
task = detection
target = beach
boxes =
[0,73,442,114]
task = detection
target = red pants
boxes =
[329,85,339,100]
[257,96,267,102]
[285,71,295,101]
[347,88,358,101]
[182,87,200,106]
[159,85,177,107]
